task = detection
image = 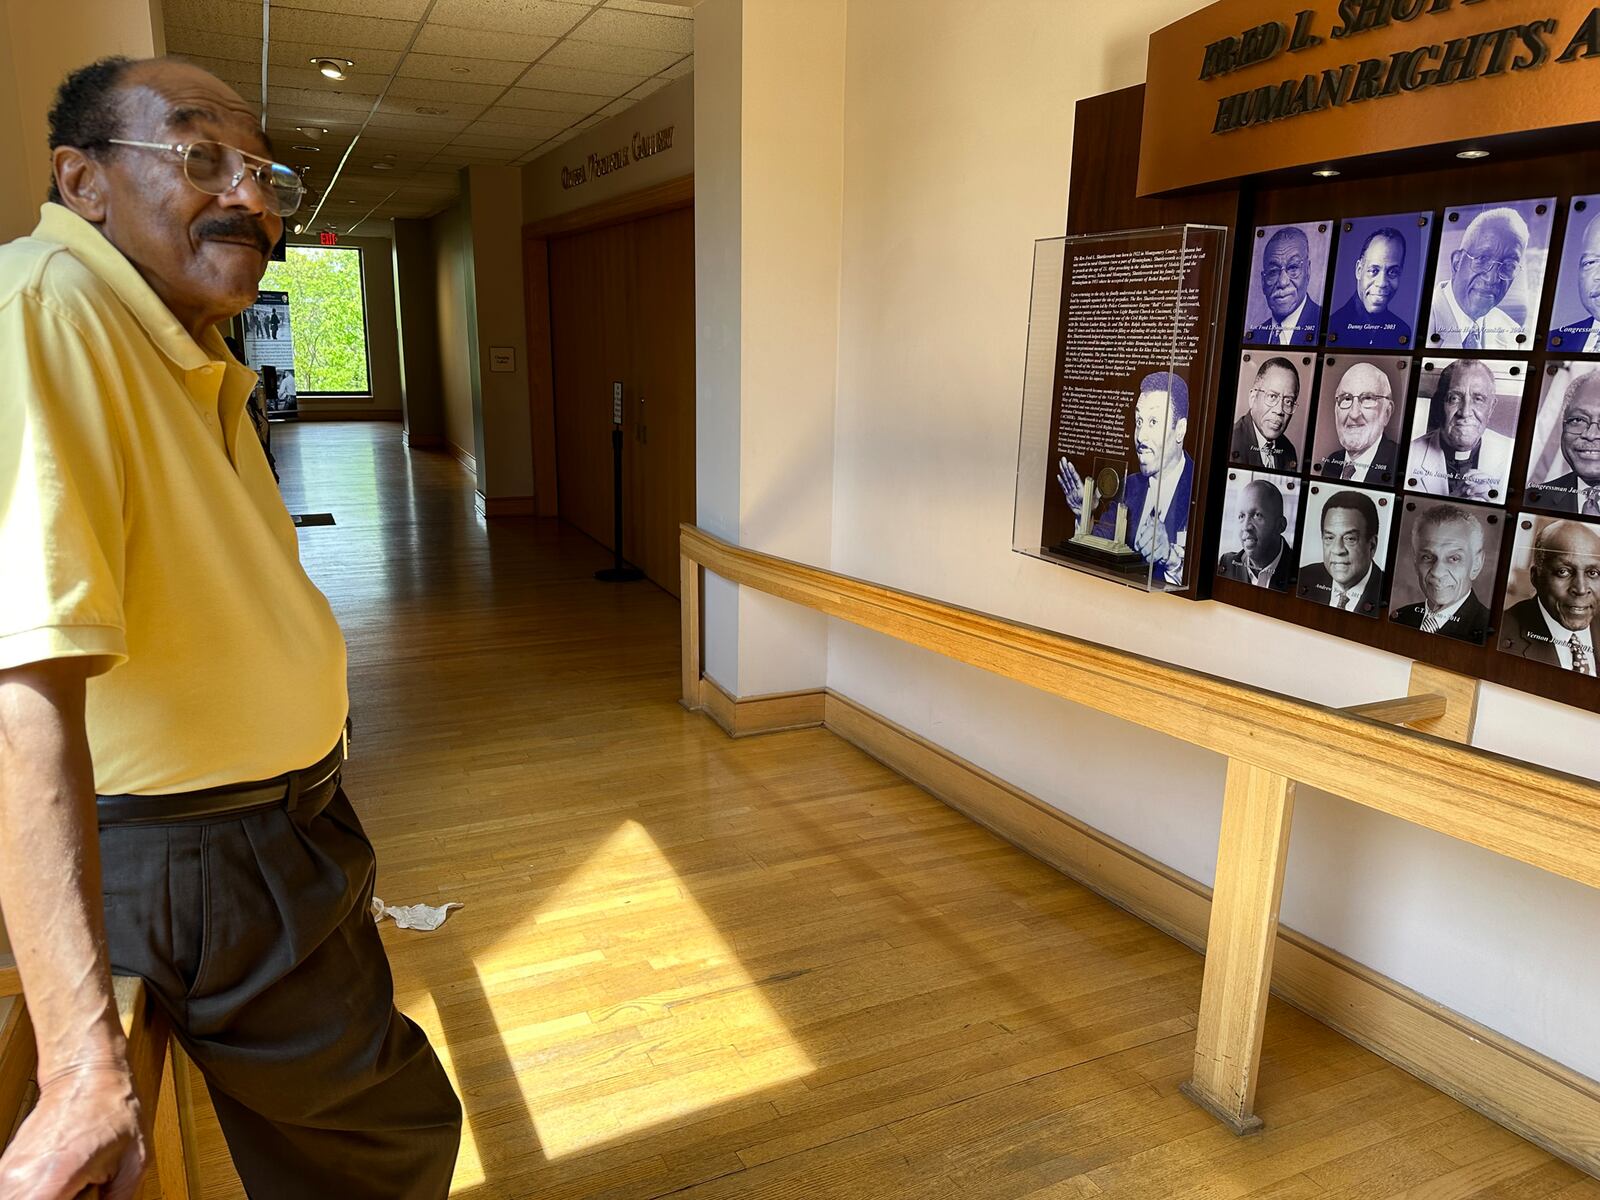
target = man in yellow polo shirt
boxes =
[0,58,460,1197]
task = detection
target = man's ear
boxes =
[52,147,109,222]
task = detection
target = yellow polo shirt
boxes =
[0,204,348,796]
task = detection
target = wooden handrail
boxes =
[679,522,1599,1144]
[679,524,1600,890]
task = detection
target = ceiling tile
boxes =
[480,103,575,129]
[166,28,266,63]
[605,0,694,14]
[466,117,559,138]
[265,65,393,93]
[397,52,529,86]
[660,54,692,79]
[267,37,402,73]
[500,86,605,114]
[412,24,557,62]
[268,0,433,17]
[385,75,506,104]
[576,113,606,130]
[424,0,590,37]
[375,95,483,121]
[162,0,258,36]
[539,39,680,76]
[571,7,691,53]
[626,76,670,100]
[267,8,418,51]
[267,85,380,114]
[598,97,636,118]
[451,131,541,150]
[365,111,472,134]
[516,63,644,97]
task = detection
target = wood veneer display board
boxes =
[1063,84,1599,712]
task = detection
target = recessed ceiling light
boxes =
[372,162,394,170]
[1457,149,1490,160]
[449,66,471,74]
[295,126,328,138]
[415,106,447,115]
[312,57,354,80]
[292,223,304,235]
[291,143,321,152]
[1312,168,1340,177]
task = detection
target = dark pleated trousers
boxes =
[98,787,462,1198]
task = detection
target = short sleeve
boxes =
[0,294,128,673]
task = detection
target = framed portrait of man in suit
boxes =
[1228,350,1314,472]
[1243,221,1331,348]
[1310,355,1410,487]
[1525,362,1600,516]
[1296,483,1394,617]
[1389,498,1504,646]
[1546,195,1600,354]
[1324,213,1429,352]
[1498,515,1600,679]
[1216,471,1300,593]
[1425,197,1554,352]
[1403,357,1524,503]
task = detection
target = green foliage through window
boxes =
[259,246,371,394]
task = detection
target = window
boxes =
[259,245,371,395]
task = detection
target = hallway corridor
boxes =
[184,423,1595,1199]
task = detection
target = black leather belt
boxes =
[96,728,349,827]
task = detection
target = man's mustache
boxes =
[195,216,273,255]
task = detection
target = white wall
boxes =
[822,0,1600,1081]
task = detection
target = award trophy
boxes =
[1058,463,1146,573]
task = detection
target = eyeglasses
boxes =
[1334,392,1389,412]
[105,139,303,217]
[1456,250,1519,283]
[1250,387,1295,411]
[1565,414,1600,437]
[1260,259,1307,284]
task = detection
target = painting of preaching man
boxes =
[1427,200,1553,350]
[1326,222,1418,350]
[1246,223,1328,346]
[1548,199,1600,353]
[1056,372,1194,587]
[1391,503,1494,644]
[1297,487,1390,616]
[1405,358,1518,501]
[1229,354,1304,472]
[1501,519,1600,677]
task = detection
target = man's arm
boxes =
[0,659,145,1200]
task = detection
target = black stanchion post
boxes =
[596,399,644,583]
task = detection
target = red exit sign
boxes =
[319,230,338,246]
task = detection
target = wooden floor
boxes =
[182,422,1598,1199]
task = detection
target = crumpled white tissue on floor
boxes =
[371,895,463,931]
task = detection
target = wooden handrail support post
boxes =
[675,527,1592,1144]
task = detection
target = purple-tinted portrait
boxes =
[1309,354,1410,487]
[1547,195,1600,354]
[1228,350,1315,472]
[1243,220,1332,348]
[1426,197,1555,352]
[1324,213,1429,351]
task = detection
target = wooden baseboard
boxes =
[690,678,826,738]
[815,690,1600,1178]
[475,494,537,518]
[288,408,403,422]
[448,441,477,477]
[403,429,444,450]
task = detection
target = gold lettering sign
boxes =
[560,125,676,191]
[1139,0,1600,196]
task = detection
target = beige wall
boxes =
[521,75,694,225]
[464,165,534,501]
[696,0,1600,1082]
[430,197,477,467]
[0,0,164,243]
[282,231,402,419]
[392,217,446,446]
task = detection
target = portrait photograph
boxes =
[1296,482,1394,617]
[1310,354,1410,487]
[1216,470,1301,593]
[1498,514,1600,677]
[1243,220,1332,347]
[1389,498,1505,646]
[1547,194,1600,353]
[1228,350,1315,472]
[1525,361,1600,515]
[1324,212,1429,351]
[1426,197,1555,351]
[1403,357,1524,503]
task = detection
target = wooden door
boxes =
[546,205,695,595]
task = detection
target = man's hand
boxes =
[0,1064,145,1199]
[1134,508,1173,567]
[1056,457,1085,512]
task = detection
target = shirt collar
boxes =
[1424,588,1473,623]
[1538,597,1594,652]
[1271,296,1307,335]
[1247,537,1284,581]
[1349,436,1382,469]
[1333,565,1373,602]
[32,202,217,372]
